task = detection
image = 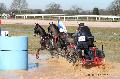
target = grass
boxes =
[0,24,120,63]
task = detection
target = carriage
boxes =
[67,23,105,65]
[33,23,105,66]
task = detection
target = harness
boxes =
[54,35,59,43]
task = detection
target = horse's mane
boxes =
[48,23,60,34]
[52,24,60,33]
[37,24,45,31]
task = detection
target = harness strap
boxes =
[54,35,58,43]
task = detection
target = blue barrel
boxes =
[0,36,28,70]
[0,36,28,50]
[0,28,1,36]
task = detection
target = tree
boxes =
[108,0,120,15]
[30,9,43,14]
[45,2,63,14]
[64,5,82,15]
[0,3,6,14]
[92,8,99,15]
[80,10,91,15]
[99,9,111,15]
[10,0,28,14]
[70,5,82,15]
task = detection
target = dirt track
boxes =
[1,19,120,28]
[0,20,120,79]
[0,52,120,79]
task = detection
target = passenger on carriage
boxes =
[58,19,68,49]
[58,19,67,33]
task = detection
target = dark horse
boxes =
[34,23,50,59]
[48,23,68,57]
[48,23,60,49]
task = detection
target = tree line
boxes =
[0,0,120,15]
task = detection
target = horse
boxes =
[47,23,59,57]
[47,23,69,57]
[34,23,51,59]
[48,23,59,47]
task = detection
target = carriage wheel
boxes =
[94,57,100,65]
[82,58,86,65]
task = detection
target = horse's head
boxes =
[48,23,60,36]
[33,23,39,36]
[33,23,47,37]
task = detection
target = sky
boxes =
[1,0,114,10]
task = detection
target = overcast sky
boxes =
[1,0,114,10]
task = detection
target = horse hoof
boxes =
[36,55,39,59]
[36,56,39,59]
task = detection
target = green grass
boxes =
[0,24,120,63]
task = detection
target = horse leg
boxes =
[63,48,69,57]
[58,48,62,56]
[64,49,71,62]
[40,39,46,50]
[36,48,41,59]
[50,50,54,58]
[40,43,46,50]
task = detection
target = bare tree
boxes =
[80,10,91,15]
[10,0,28,14]
[45,2,63,14]
[99,9,111,15]
[30,9,44,14]
[64,5,82,15]
[0,3,6,14]
[70,5,82,15]
[108,0,120,15]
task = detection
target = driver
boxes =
[75,23,92,59]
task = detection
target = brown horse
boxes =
[34,23,51,59]
[47,23,69,57]
[47,23,60,57]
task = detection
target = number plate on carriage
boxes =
[78,36,85,41]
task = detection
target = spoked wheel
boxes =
[94,57,101,65]
[82,58,86,65]
[95,58,105,65]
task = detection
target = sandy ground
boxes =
[1,19,120,28]
[0,20,120,79]
[0,51,120,79]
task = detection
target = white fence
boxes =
[15,14,120,21]
[0,14,120,21]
